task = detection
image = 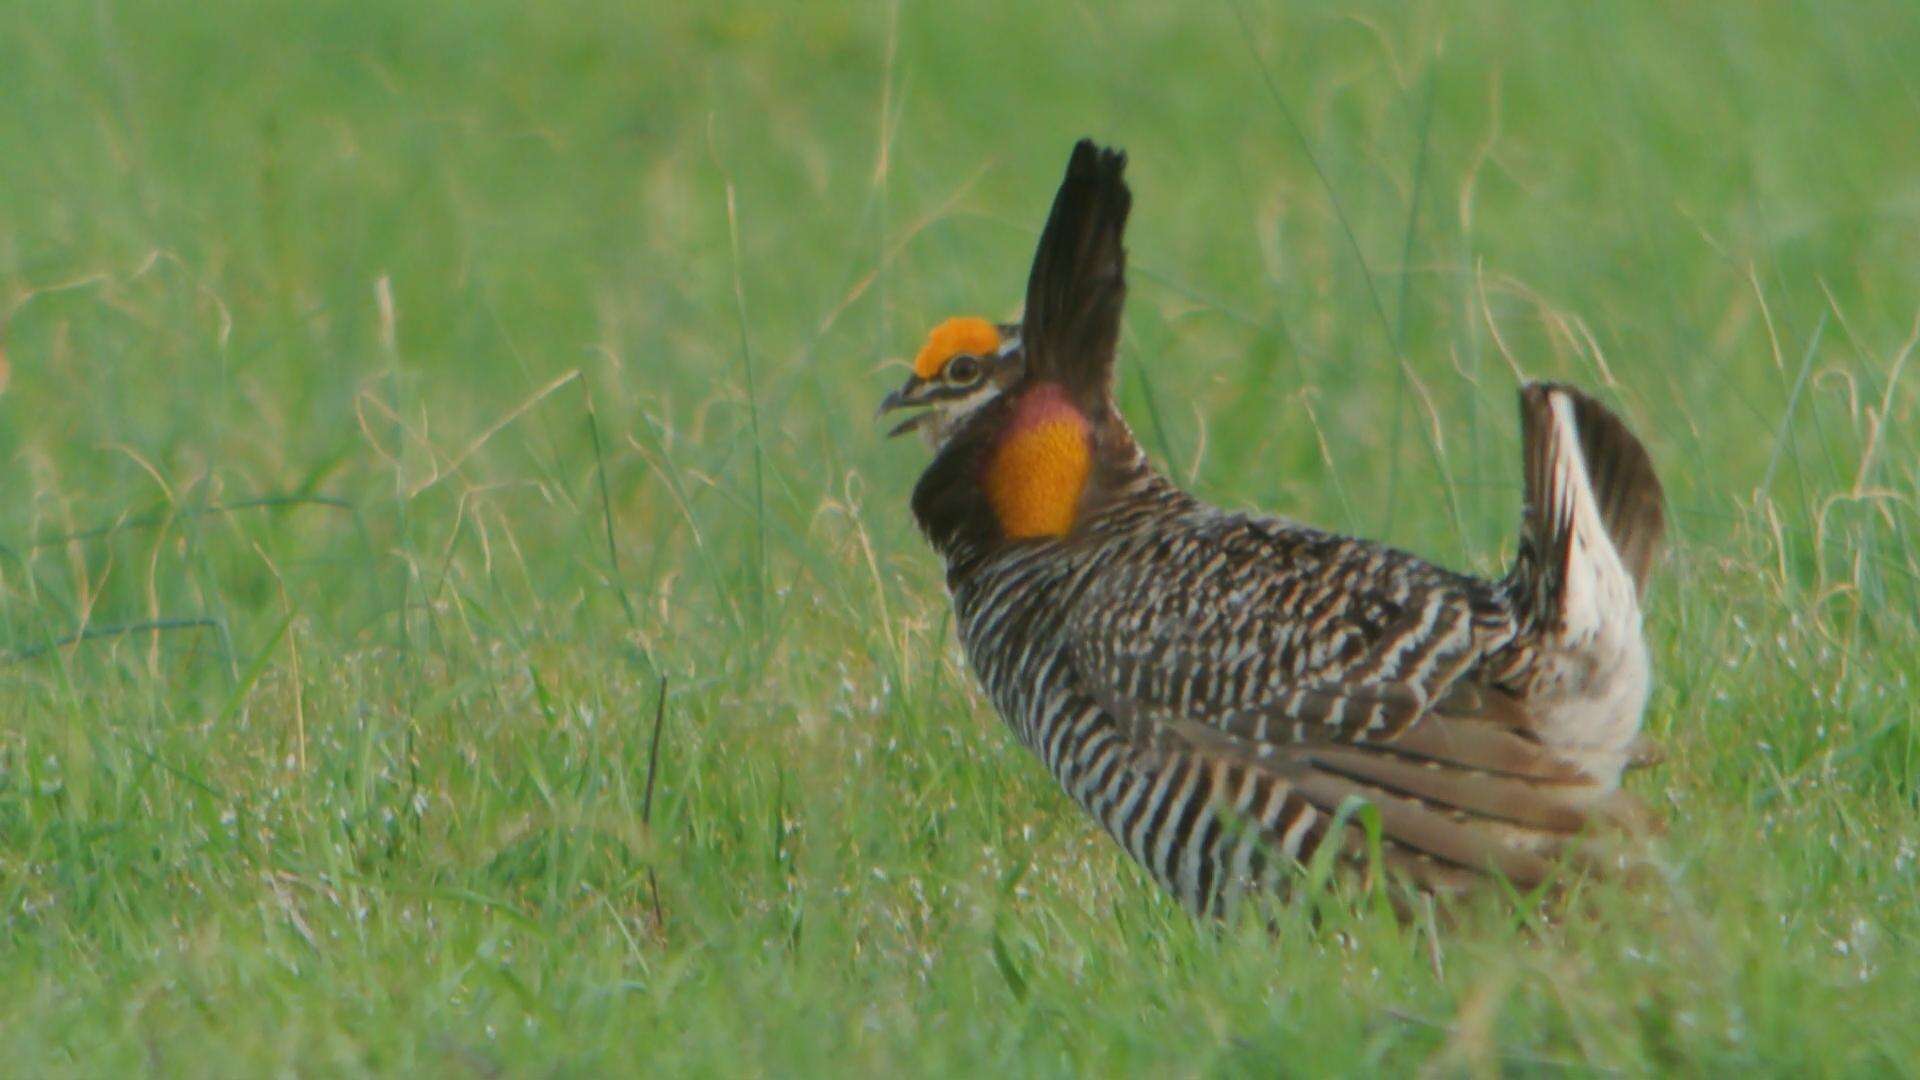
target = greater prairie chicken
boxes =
[879,140,1665,914]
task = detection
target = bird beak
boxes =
[876,376,934,438]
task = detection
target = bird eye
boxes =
[945,355,983,384]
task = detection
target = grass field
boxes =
[3,1,1919,1073]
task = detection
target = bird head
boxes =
[876,316,1024,448]
[883,140,1132,551]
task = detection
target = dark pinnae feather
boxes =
[1022,139,1131,404]
[913,141,1132,561]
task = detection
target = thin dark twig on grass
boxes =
[5,617,224,664]
[584,394,639,630]
[642,676,669,933]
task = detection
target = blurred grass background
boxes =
[3,0,1919,1073]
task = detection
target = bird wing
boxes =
[1061,522,1635,890]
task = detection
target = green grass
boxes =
[3,0,1919,1073]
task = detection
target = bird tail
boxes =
[1511,382,1666,631]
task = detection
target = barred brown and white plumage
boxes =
[879,140,1666,915]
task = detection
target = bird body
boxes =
[880,141,1665,914]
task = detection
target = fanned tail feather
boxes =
[1514,382,1666,627]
